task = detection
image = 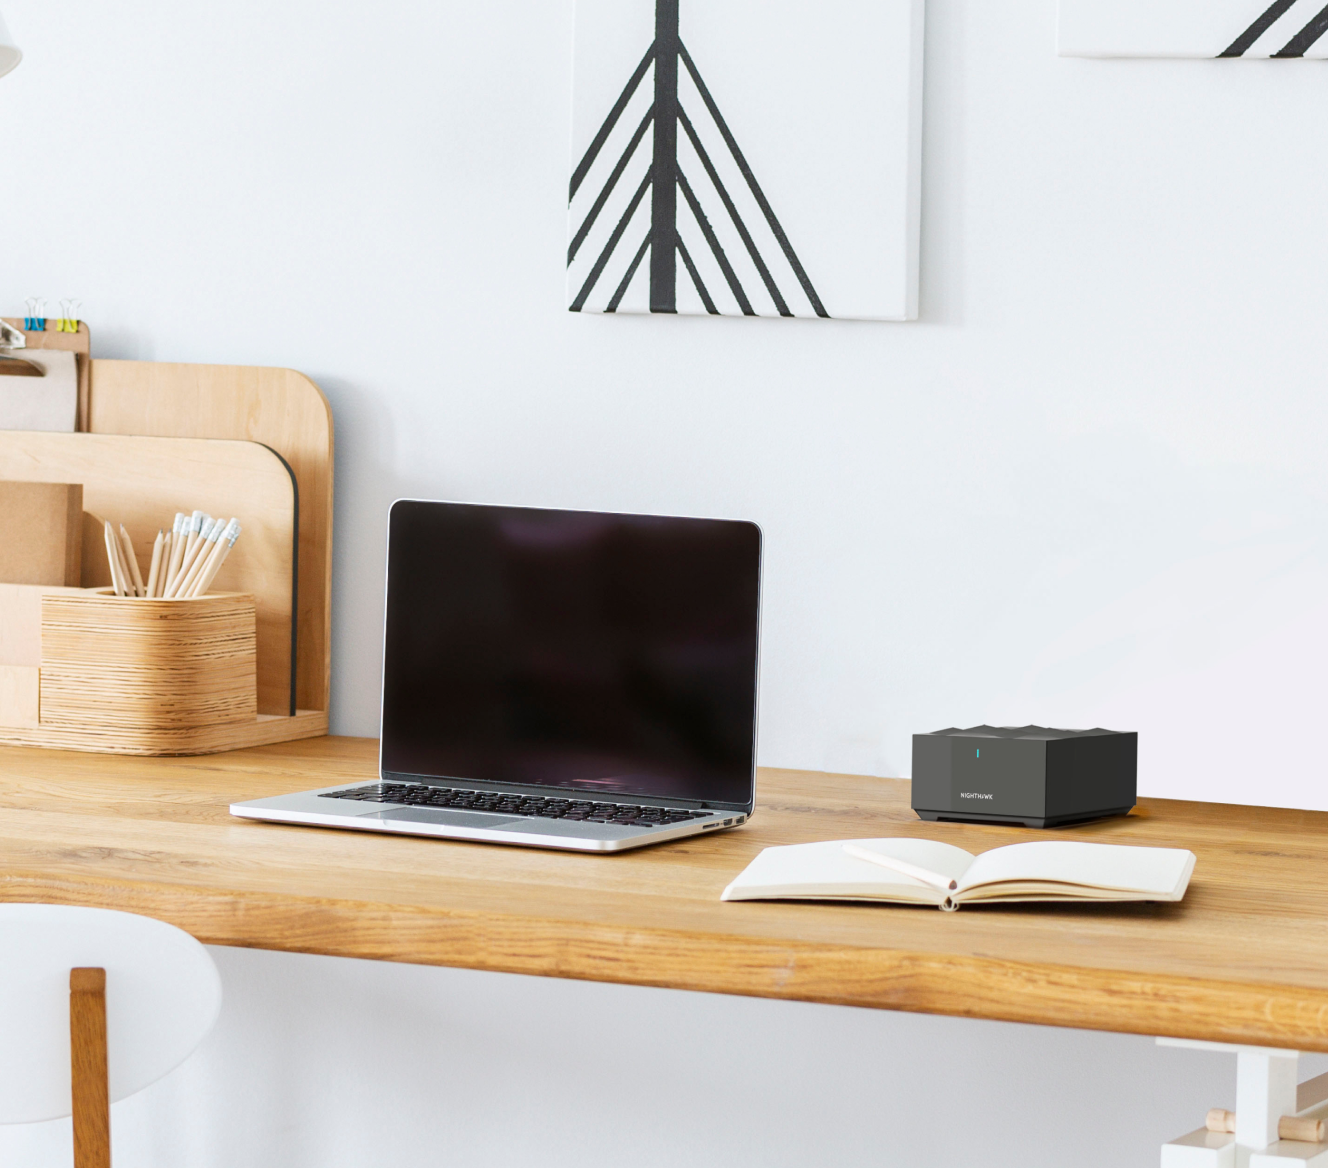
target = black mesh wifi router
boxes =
[911,725,1137,829]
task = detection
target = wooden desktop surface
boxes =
[1,736,1326,1051]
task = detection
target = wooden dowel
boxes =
[70,967,110,1168]
[1281,1115,1327,1143]
[1205,1108,1326,1143]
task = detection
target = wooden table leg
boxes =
[70,967,110,1168]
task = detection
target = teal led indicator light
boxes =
[976,749,980,758]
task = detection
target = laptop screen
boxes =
[380,501,762,807]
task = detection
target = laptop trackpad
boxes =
[373,808,523,829]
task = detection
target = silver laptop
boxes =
[231,500,762,852]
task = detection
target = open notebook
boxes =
[721,838,1196,912]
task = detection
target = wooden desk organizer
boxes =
[0,585,322,755]
[0,433,297,715]
[0,350,333,755]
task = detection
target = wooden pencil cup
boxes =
[38,591,257,751]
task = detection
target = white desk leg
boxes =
[1237,1051,1299,1151]
[1157,1039,1299,1168]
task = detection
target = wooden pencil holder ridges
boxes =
[39,592,257,734]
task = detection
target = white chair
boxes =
[0,904,222,1168]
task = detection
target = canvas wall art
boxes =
[567,0,924,321]
[1060,0,1328,58]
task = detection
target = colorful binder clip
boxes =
[55,299,81,333]
[23,297,45,332]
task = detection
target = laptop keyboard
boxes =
[324,783,715,828]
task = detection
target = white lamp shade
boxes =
[0,11,21,79]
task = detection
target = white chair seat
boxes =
[0,904,222,1125]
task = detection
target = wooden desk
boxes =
[1,737,1325,1052]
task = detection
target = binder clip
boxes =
[0,317,45,377]
[23,297,45,332]
[55,299,81,333]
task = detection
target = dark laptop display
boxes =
[380,501,762,808]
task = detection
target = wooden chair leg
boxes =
[70,968,110,1168]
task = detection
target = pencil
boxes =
[183,510,206,565]
[174,518,224,598]
[118,524,145,597]
[165,516,215,598]
[102,521,118,595]
[145,530,165,598]
[112,526,135,597]
[171,510,204,591]
[103,521,125,597]
[156,531,173,596]
[164,513,188,593]
[191,520,240,597]
[187,518,231,597]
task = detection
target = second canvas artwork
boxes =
[1059,0,1328,58]
[567,0,924,321]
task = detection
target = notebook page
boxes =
[957,841,1194,897]
[722,838,975,902]
[841,838,977,883]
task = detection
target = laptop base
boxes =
[231,785,746,853]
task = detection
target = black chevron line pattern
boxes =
[1220,0,1328,56]
[568,0,827,318]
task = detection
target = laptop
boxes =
[231,500,762,852]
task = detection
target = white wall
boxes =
[2,1,1324,1164]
